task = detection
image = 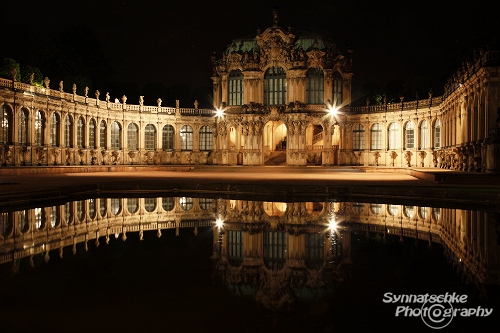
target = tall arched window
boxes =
[306,67,324,104]
[111,198,122,215]
[199,125,213,151]
[305,233,324,269]
[50,113,60,147]
[353,124,365,150]
[404,121,414,149]
[99,120,107,148]
[180,125,193,151]
[332,71,343,106]
[127,123,138,150]
[180,197,193,210]
[388,204,399,216]
[127,198,139,214]
[0,104,12,144]
[264,231,286,270]
[144,198,157,212]
[88,119,96,149]
[76,200,85,222]
[76,116,85,148]
[111,121,121,149]
[420,120,429,149]
[88,198,96,220]
[370,123,382,150]
[144,124,156,150]
[228,230,243,266]
[64,202,73,225]
[34,111,44,146]
[64,114,73,147]
[388,122,399,150]
[162,197,174,211]
[433,119,441,148]
[228,69,243,106]
[19,108,29,145]
[162,124,174,150]
[264,66,286,105]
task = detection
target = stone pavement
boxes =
[1,165,499,209]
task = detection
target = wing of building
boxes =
[1,12,500,171]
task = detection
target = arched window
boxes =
[34,111,44,146]
[144,197,157,212]
[264,66,286,105]
[370,203,382,214]
[180,197,193,211]
[19,108,29,145]
[404,121,414,149]
[227,230,243,266]
[352,202,365,214]
[99,199,107,218]
[228,69,243,106]
[180,125,193,151]
[198,198,213,210]
[76,200,85,222]
[419,206,428,219]
[35,207,44,230]
[18,210,29,233]
[433,119,441,148]
[64,114,73,147]
[88,119,96,149]
[264,231,286,270]
[99,120,107,148]
[0,212,10,236]
[432,207,440,221]
[50,206,60,227]
[305,233,324,269]
[127,198,139,214]
[199,125,213,151]
[353,124,365,150]
[127,123,138,150]
[388,122,399,150]
[111,121,121,149]
[50,113,60,146]
[64,202,73,225]
[77,117,85,148]
[403,205,415,218]
[111,198,122,215]
[162,197,174,211]
[388,204,399,216]
[332,71,343,106]
[0,104,13,144]
[306,67,324,104]
[370,123,382,150]
[162,125,174,150]
[88,198,96,219]
[420,120,429,149]
[144,124,156,150]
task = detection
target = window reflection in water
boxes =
[0,196,498,317]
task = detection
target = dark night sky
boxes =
[2,0,500,102]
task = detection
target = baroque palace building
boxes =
[1,12,500,171]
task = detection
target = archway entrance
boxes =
[263,120,287,165]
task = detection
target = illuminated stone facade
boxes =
[1,14,500,170]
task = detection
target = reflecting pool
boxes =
[1,196,499,332]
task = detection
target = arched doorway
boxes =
[263,120,287,165]
[305,124,323,165]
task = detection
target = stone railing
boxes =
[348,96,443,114]
[0,76,216,115]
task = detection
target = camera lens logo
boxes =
[421,301,454,329]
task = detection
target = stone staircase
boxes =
[264,151,287,166]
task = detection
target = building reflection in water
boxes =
[1,197,499,309]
